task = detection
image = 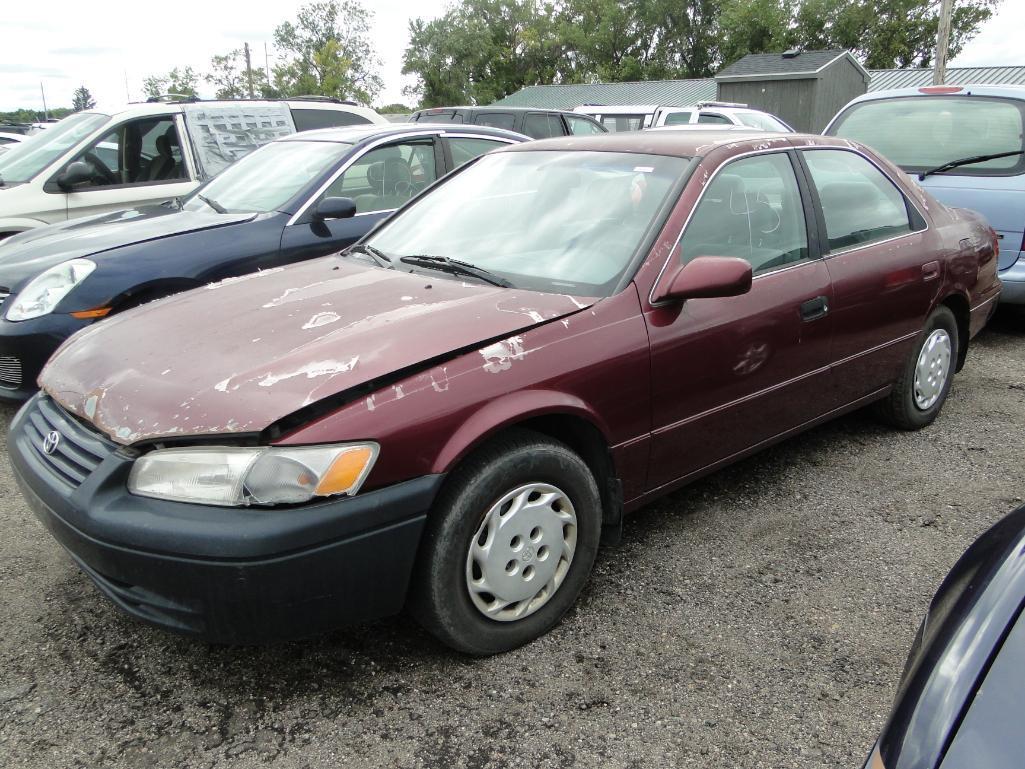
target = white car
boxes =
[572,102,793,133]
[0,99,386,240]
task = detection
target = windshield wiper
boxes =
[197,194,227,213]
[400,255,514,288]
[345,243,393,267]
[918,150,1025,180]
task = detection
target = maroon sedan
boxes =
[9,131,1001,654]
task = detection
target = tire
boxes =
[410,429,602,655]
[875,305,959,430]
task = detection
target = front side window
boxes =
[183,139,351,214]
[566,115,604,135]
[680,153,809,276]
[66,117,186,187]
[474,113,516,131]
[828,95,1025,176]
[0,112,110,184]
[323,140,438,214]
[803,149,914,252]
[663,111,693,126]
[368,150,687,296]
[523,113,565,139]
[447,137,509,169]
[735,112,791,132]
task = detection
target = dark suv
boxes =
[409,106,606,139]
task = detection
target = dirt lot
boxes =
[1,312,1022,769]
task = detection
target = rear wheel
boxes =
[875,306,958,430]
[411,430,602,655]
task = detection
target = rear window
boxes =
[663,111,692,126]
[600,114,645,132]
[415,111,463,124]
[291,108,370,131]
[829,95,1025,176]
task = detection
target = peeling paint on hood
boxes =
[40,256,597,444]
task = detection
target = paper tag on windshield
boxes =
[633,166,654,173]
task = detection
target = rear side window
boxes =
[663,111,693,126]
[291,109,370,131]
[565,115,604,135]
[803,149,916,252]
[829,95,1025,176]
[697,113,732,125]
[523,113,565,139]
[447,137,509,168]
[680,152,809,276]
[474,112,516,131]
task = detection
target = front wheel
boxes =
[410,430,602,655]
[875,305,958,430]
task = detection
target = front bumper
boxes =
[0,313,92,402]
[998,251,1025,305]
[8,394,442,643]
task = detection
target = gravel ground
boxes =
[1,311,1022,769]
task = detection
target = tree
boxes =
[142,67,199,99]
[376,103,413,113]
[272,0,383,104]
[71,85,96,112]
[206,49,274,99]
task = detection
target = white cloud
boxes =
[950,0,1025,68]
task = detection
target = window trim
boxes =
[794,146,930,258]
[648,148,821,307]
[440,134,519,173]
[287,130,445,226]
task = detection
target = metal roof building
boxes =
[492,65,1025,109]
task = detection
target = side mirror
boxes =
[57,160,95,191]
[312,196,357,222]
[654,256,753,303]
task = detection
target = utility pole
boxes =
[40,82,49,121]
[124,70,131,102]
[932,0,954,85]
[264,42,271,84]
[244,42,255,98]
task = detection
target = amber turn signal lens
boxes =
[315,446,376,496]
[70,307,112,319]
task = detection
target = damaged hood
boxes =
[41,256,596,444]
[0,207,255,289]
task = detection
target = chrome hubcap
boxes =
[465,483,577,622]
[913,329,952,410]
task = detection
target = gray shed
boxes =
[715,50,869,132]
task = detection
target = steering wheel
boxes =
[82,152,117,185]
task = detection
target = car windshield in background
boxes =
[368,150,687,296]
[0,112,110,184]
[829,96,1025,175]
[182,140,351,214]
[735,112,790,132]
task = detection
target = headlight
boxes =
[6,258,96,321]
[128,443,379,507]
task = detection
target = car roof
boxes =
[276,122,529,145]
[414,106,583,116]
[840,83,1025,107]
[499,129,818,157]
[85,99,381,120]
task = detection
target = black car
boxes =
[866,505,1025,769]
[0,122,527,400]
[409,106,607,139]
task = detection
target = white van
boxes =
[571,105,660,132]
[0,99,385,239]
[651,102,793,131]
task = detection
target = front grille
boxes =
[23,396,111,488]
[0,355,21,388]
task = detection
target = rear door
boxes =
[645,150,833,490]
[797,147,933,404]
[279,135,443,262]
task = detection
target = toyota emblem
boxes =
[42,430,61,455]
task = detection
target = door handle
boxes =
[922,260,940,281]
[799,295,829,322]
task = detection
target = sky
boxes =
[1,0,1023,113]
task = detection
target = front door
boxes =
[645,150,833,491]
[280,137,441,262]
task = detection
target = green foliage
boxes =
[402,0,998,108]
[272,0,383,105]
[0,107,72,124]
[206,49,275,99]
[376,103,413,113]
[71,85,97,112]
[143,67,200,99]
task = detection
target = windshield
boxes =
[736,112,790,132]
[182,139,351,214]
[829,96,1025,175]
[368,150,687,296]
[0,112,110,184]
